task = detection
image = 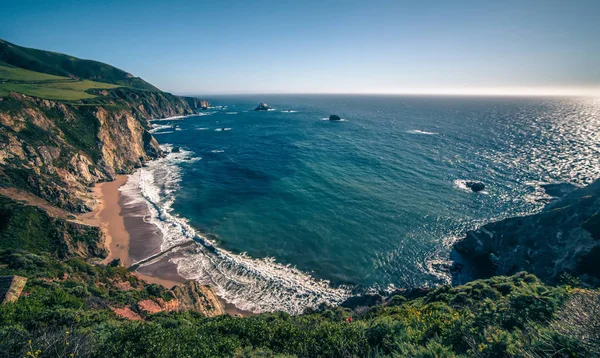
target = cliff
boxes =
[0,89,204,212]
[453,179,600,286]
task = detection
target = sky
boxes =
[2,0,600,96]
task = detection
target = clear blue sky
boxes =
[2,0,599,95]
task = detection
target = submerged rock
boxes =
[254,102,271,111]
[465,181,485,192]
[329,114,341,121]
[171,146,180,153]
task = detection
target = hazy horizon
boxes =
[3,0,599,96]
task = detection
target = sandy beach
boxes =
[78,175,251,316]
[78,175,185,288]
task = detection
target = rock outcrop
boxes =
[254,102,271,111]
[453,179,600,286]
[329,114,341,121]
[465,181,485,192]
[172,281,225,317]
[0,89,205,212]
[0,275,27,304]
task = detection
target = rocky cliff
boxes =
[453,179,600,286]
[0,89,205,212]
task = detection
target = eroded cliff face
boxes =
[172,281,226,317]
[0,89,204,212]
[453,179,600,286]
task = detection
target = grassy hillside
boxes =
[0,64,119,100]
[0,39,159,92]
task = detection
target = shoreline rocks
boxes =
[451,178,600,286]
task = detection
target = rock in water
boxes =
[465,181,485,192]
[329,114,341,121]
[254,102,271,111]
[171,146,180,153]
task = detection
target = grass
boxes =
[0,64,66,81]
[0,64,119,100]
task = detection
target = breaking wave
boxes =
[406,129,438,135]
[121,145,350,314]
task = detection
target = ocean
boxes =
[125,94,600,314]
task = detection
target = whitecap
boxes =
[406,129,438,135]
[226,112,238,115]
[215,128,232,131]
[150,114,191,121]
[321,118,347,121]
[211,150,225,153]
[149,124,173,134]
[195,127,209,131]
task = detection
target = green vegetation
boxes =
[0,64,119,100]
[0,196,598,357]
[0,249,597,357]
[0,196,105,258]
[0,39,159,92]
[0,64,66,81]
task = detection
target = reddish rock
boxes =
[111,307,142,321]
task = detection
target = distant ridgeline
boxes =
[0,38,159,92]
[0,39,599,357]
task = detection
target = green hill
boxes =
[0,64,119,100]
[0,39,159,92]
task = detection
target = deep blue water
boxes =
[142,95,599,312]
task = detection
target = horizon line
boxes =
[173,87,600,98]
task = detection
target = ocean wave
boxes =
[321,118,347,121]
[215,128,232,131]
[149,124,173,133]
[195,127,209,131]
[226,112,238,115]
[150,114,190,121]
[123,144,350,314]
[406,129,438,135]
[281,110,298,113]
[211,150,225,153]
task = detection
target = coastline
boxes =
[79,174,252,316]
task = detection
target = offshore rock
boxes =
[254,102,271,111]
[465,181,485,192]
[329,114,341,121]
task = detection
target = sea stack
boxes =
[465,181,485,192]
[254,102,271,111]
[329,114,341,121]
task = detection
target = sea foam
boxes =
[121,144,350,314]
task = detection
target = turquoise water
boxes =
[139,95,599,313]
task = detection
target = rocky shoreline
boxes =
[451,179,600,287]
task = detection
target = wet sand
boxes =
[80,175,251,316]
